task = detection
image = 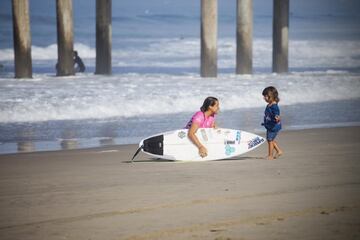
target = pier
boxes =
[10,0,290,78]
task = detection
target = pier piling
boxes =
[236,0,253,74]
[56,0,74,76]
[12,0,32,78]
[95,0,112,75]
[272,0,289,73]
[201,0,218,78]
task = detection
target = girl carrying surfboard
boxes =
[185,97,220,158]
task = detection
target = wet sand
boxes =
[0,127,359,240]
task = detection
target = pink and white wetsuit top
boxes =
[185,111,215,129]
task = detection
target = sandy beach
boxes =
[0,126,359,240]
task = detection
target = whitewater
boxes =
[1,38,360,123]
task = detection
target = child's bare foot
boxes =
[265,155,275,160]
[274,151,283,159]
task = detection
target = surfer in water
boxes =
[185,96,220,158]
[262,86,283,160]
[55,50,85,74]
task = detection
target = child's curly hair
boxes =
[262,86,280,103]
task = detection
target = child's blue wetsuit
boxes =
[263,103,282,141]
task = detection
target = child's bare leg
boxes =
[273,141,283,158]
[267,140,275,160]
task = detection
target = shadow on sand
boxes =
[124,156,264,163]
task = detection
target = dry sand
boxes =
[0,127,359,240]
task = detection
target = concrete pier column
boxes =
[236,0,253,74]
[272,0,289,73]
[56,0,74,76]
[96,0,112,75]
[12,0,32,78]
[201,0,217,78]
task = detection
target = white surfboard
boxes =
[134,128,265,161]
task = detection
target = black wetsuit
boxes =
[74,55,85,72]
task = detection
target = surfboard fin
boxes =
[131,145,143,163]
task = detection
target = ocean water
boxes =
[0,0,360,154]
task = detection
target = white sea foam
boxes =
[0,43,95,61]
[1,39,360,70]
[0,71,359,123]
[1,38,360,123]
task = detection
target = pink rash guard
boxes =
[185,111,215,129]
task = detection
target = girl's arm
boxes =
[271,104,281,122]
[188,123,208,158]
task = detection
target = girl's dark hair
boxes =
[200,96,218,112]
[262,86,280,102]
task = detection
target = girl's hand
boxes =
[188,123,208,158]
[199,146,208,158]
[275,115,281,122]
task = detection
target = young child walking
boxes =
[262,86,283,160]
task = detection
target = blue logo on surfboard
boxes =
[248,137,264,149]
[225,144,235,156]
[236,131,241,143]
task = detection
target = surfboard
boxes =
[133,128,265,161]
